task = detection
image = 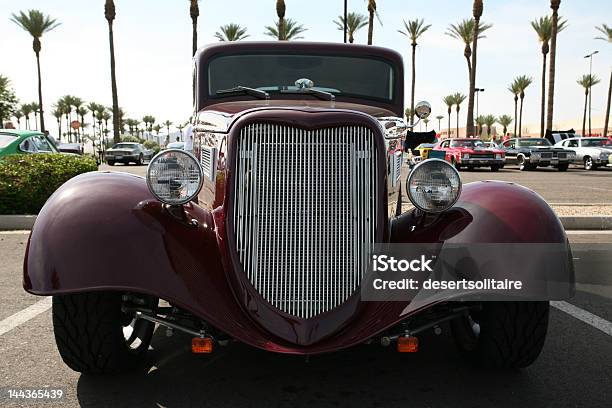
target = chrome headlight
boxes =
[600,152,609,159]
[462,153,470,159]
[407,159,462,213]
[146,149,203,205]
[495,153,502,159]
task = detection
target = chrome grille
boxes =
[232,123,378,319]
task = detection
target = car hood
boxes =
[197,100,397,133]
[107,148,137,153]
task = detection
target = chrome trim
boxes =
[233,123,378,318]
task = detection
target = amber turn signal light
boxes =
[397,336,418,353]
[192,337,213,353]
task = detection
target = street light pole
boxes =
[475,88,485,119]
[343,0,348,43]
[584,50,599,136]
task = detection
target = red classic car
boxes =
[433,138,505,171]
[24,42,572,374]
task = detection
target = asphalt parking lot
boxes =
[99,162,612,203]
[1,231,611,407]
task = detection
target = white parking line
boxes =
[551,301,612,337]
[0,297,52,336]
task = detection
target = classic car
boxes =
[105,142,153,165]
[166,141,186,150]
[483,141,499,149]
[554,137,612,170]
[57,142,83,155]
[24,42,573,374]
[432,137,505,171]
[0,129,60,158]
[500,138,575,171]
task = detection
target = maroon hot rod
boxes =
[24,42,573,374]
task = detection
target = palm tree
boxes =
[71,97,84,141]
[366,0,381,45]
[443,95,455,137]
[265,18,307,40]
[177,122,186,139]
[508,80,521,136]
[142,115,156,139]
[577,74,601,136]
[215,23,249,41]
[334,12,368,43]
[435,115,444,132]
[454,92,467,137]
[31,102,40,130]
[101,109,111,147]
[466,0,483,137]
[87,102,103,142]
[595,24,611,137]
[475,115,485,136]
[11,10,60,133]
[78,106,88,139]
[164,120,173,145]
[13,109,23,129]
[423,118,430,131]
[398,19,432,126]
[531,15,567,137]
[546,0,561,132]
[497,114,513,136]
[514,75,533,137]
[105,0,121,144]
[190,0,199,56]
[483,114,497,140]
[446,18,492,83]
[20,103,33,129]
[276,0,286,40]
[51,107,62,139]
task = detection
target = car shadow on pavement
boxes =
[74,325,549,408]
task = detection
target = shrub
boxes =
[0,154,98,215]
[143,140,160,154]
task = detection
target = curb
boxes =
[1,215,612,231]
[0,215,37,231]
[559,216,612,231]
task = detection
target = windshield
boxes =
[113,143,137,149]
[450,140,485,148]
[582,138,612,147]
[0,134,17,148]
[207,54,395,102]
[520,139,551,147]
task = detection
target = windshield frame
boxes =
[196,43,405,117]
[582,138,612,148]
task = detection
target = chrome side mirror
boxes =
[415,101,431,120]
[378,117,408,139]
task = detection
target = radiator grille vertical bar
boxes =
[233,123,378,318]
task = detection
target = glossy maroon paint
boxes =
[24,171,569,354]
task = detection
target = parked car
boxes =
[166,141,185,150]
[24,42,572,374]
[414,142,436,161]
[483,141,499,149]
[0,129,60,158]
[433,137,505,171]
[545,128,577,145]
[500,138,575,171]
[58,142,83,155]
[554,137,612,170]
[105,142,153,165]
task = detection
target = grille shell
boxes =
[230,123,379,319]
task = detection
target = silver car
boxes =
[554,137,612,170]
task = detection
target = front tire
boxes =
[557,163,569,171]
[52,292,157,374]
[490,164,500,172]
[137,153,144,166]
[451,301,549,368]
[517,155,529,171]
[107,160,115,166]
[584,156,594,170]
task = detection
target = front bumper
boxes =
[106,154,139,162]
[459,157,504,166]
[527,156,572,165]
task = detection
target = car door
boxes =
[566,139,581,162]
[502,140,517,164]
[18,137,39,154]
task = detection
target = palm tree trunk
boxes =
[540,52,547,137]
[367,11,374,45]
[410,43,416,125]
[107,21,121,144]
[35,52,46,133]
[513,96,518,136]
[546,2,560,131]
[456,107,460,137]
[582,90,588,136]
[466,13,481,136]
[519,96,524,137]
[57,119,61,142]
[448,109,451,138]
[604,70,611,137]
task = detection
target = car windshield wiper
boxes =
[216,86,269,100]
[280,88,336,101]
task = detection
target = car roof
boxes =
[0,129,44,138]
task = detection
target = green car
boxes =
[0,129,60,158]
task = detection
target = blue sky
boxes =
[1,0,610,134]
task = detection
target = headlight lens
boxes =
[600,152,609,159]
[495,153,502,159]
[407,159,462,213]
[146,149,203,205]
[462,153,469,159]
